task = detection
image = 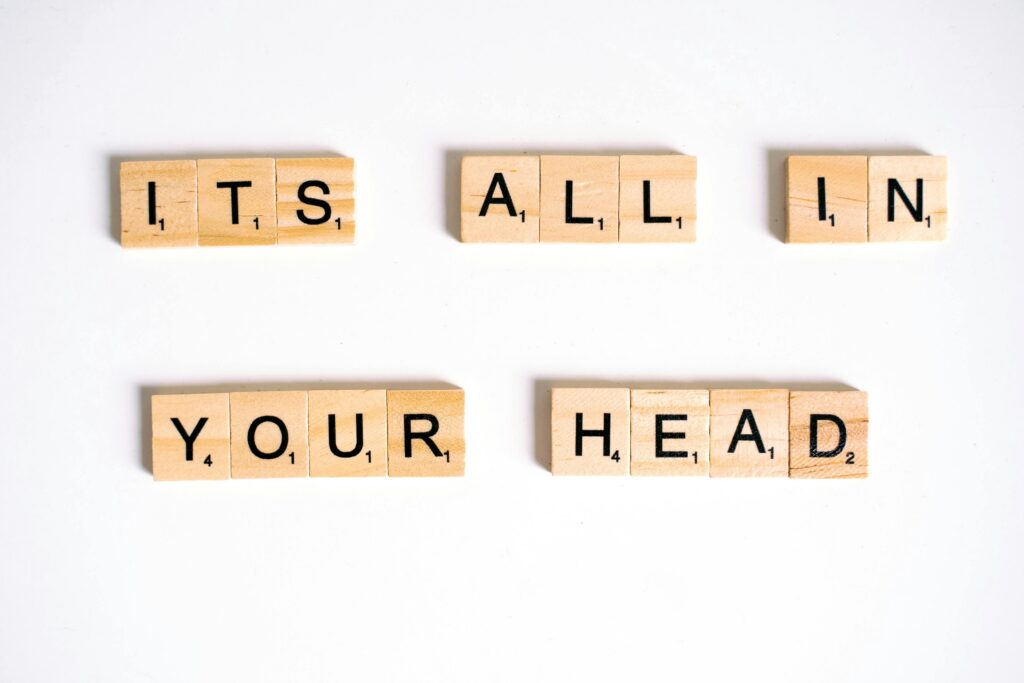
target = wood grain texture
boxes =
[789,391,868,478]
[276,157,355,244]
[550,387,630,475]
[308,390,387,477]
[539,156,619,242]
[152,393,230,480]
[229,391,308,478]
[619,155,697,242]
[630,389,709,476]
[787,156,867,243]
[868,155,947,241]
[386,390,465,477]
[197,158,277,246]
[120,160,198,248]
[461,156,539,242]
[709,389,789,477]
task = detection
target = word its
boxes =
[551,387,867,478]
[121,156,355,247]
[151,388,463,480]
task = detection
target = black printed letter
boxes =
[328,413,363,458]
[297,180,332,225]
[655,414,688,457]
[565,180,594,224]
[809,414,847,458]
[887,178,924,222]
[479,173,517,217]
[728,409,766,453]
[404,414,443,458]
[575,412,611,456]
[643,180,671,224]
[216,181,253,225]
[247,415,289,459]
[171,417,208,461]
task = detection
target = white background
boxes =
[1,1,1021,680]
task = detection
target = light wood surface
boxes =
[197,158,277,246]
[789,391,868,478]
[276,157,355,244]
[151,393,230,480]
[308,389,387,477]
[386,390,465,477]
[710,389,789,477]
[120,160,198,248]
[868,155,947,241]
[461,156,540,242]
[550,387,630,475]
[539,156,619,242]
[630,389,709,476]
[787,155,867,243]
[229,391,308,478]
[619,155,697,242]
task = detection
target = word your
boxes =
[151,388,464,480]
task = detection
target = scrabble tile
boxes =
[151,393,230,480]
[308,389,387,477]
[868,155,947,241]
[386,390,465,477]
[789,391,868,479]
[197,158,277,246]
[539,156,619,242]
[630,389,709,476]
[461,156,540,242]
[709,389,789,477]
[229,391,308,478]
[550,387,630,475]
[276,157,355,244]
[618,155,697,242]
[787,156,867,243]
[120,160,198,248]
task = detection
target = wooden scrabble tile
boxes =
[789,391,868,479]
[868,155,947,241]
[276,157,355,244]
[787,156,867,243]
[308,389,387,477]
[461,156,540,242]
[550,387,630,475]
[151,393,230,480]
[229,391,308,478]
[539,156,619,242]
[618,155,697,242]
[630,389,709,476]
[197,158,277,246]
[386,390,465,477]
[709,389,789,477]
[120,160,198,248]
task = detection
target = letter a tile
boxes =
[709,389,789,477]
[461,156,540,242]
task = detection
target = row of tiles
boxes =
[153,386,866,480]
[553,388,868,478]
[120,157,356,247]
[462,154,946,243]
[152,389,464,480]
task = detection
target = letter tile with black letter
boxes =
[789,391,868,478]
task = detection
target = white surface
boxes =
[1,1,1022,680]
